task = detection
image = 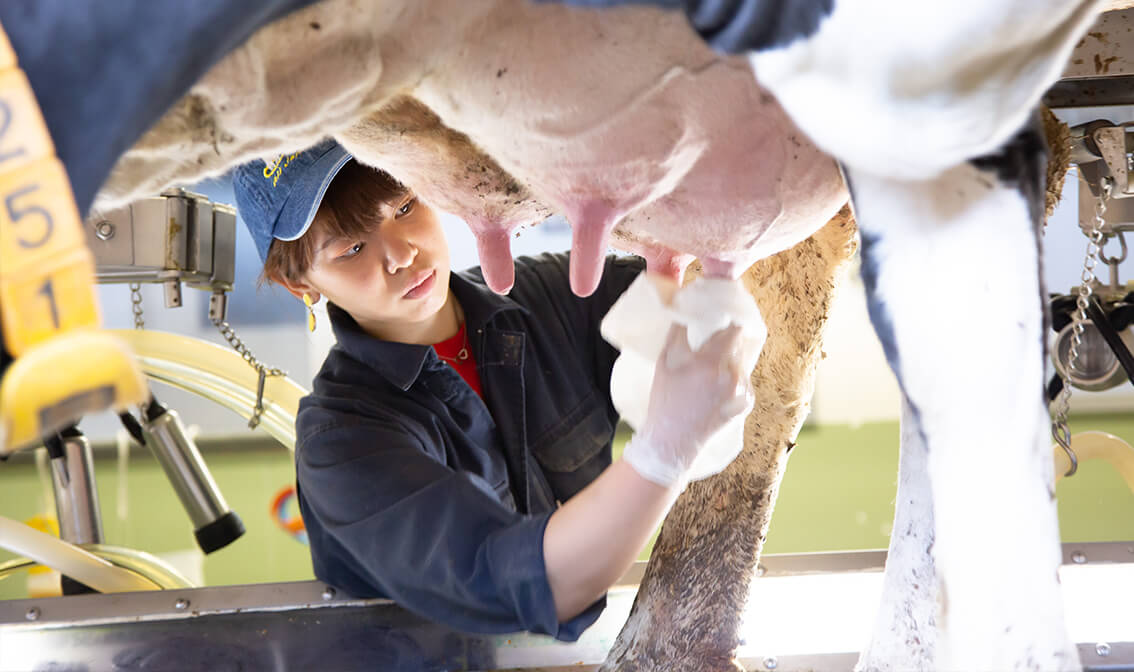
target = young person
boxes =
[233,139,752,641]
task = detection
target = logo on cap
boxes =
[262,151,302,187]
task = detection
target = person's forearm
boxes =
[543,458,681,622]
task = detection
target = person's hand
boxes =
[622,323,756,488]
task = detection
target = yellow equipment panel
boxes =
[0,20,147,454]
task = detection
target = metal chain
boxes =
[1053,177,1113,476]
[210,314,286,430]
[129,283,145,330]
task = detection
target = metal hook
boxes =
[1053,422,1079,477]
[1099,230,1128,266]
[1099,231,1128,293]
[249,367,267,430]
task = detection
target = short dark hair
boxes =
[261,159,409,285]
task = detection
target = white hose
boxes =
[0,515,158,593]
[0,544,195,590]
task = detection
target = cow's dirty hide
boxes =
[601,208,857,672]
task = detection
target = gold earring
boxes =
[303,294,316,332]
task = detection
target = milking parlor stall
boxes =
[1,2,1134,671]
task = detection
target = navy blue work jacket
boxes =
[295,252,644,641]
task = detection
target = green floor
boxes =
[1,414,1131,599]
[767,415,1134,553]
[0,445,314,599]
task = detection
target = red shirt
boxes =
[432,322,483,398]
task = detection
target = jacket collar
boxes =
[327,268,529,391]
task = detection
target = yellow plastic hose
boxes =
[1054,431,1134,493]
[109,329,306,451]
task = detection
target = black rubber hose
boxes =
[1047,374,1064,403]
[1050,294,1079,332]
[43,432,65,460]
[1109,303,1134,331]
[117,412,147,447]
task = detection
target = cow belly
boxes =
[415,0,845,289]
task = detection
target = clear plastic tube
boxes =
[0,544,194,590]
[1055,431,1134,492]
[110,329,306,451]
[0,515,158,593]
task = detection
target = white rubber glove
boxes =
[602,273,765,489]
[622,323,756,489]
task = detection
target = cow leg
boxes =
[601,207,857,672]
[856,396,937,671]
[845,119,1079,671]
[858,101,1071,672]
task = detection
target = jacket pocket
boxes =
[530,397,613,499]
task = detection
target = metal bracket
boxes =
[2,544,1131,671]
[207,291,228,323]
[1046,8,1134,108]
[1091,125,1130,197]
[163,279,182,309]
[84,189,237,297]
[1072,121,1134,202]
[1072,121,1134,251]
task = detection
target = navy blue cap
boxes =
[232,139,354,263]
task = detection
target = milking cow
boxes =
[0,0,1113,670]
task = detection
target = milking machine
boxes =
[1047,124,1134,399]
[1050,122,1134,397]
[0,190,261,601]
[89,189,251,554]
[1043,119,1134,490]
